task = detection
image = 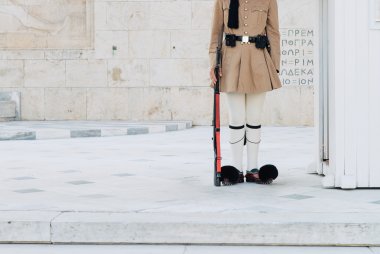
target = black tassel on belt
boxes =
[227,0,239,29]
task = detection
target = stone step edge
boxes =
[1,211,380,246]
[0,121,192,141]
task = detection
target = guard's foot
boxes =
[245,168,260,182]
[221,165,241,186]
[245,168,273,184]
[222,171,244,185]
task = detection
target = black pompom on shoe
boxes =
[221,165,241,185]
[259,164,279,184]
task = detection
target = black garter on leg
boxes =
[245,124,261,144]
[229,124,247,146]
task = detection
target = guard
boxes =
[209,0,282,185]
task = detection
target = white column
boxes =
[327,0,380,188]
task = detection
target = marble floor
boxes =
[1,126,379,213]
[0,126,380,245]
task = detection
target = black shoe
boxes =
[221,165,242,185]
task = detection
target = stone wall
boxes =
[0,0,318,126]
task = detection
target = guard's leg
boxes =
[245,92,266,171]
[226,92,246,172]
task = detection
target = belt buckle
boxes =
[241,35,250,44]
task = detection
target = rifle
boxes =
[212,47,222,186]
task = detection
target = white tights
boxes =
[226,92,266,172]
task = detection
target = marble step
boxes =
[1,211,380,245]
[0,244,377,254]
[0,101,16,120]
[0,120,192,140]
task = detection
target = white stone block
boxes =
[192,1,214,29]
[94,2,107,31]
[150,2,191,30]
[24,60,65,87]
[95,2,151,31]
[279,0,318,27]
[128,86,226,126]
[299,85,315,125]
[171,30,210,58]
[127,87,203,122]
[125,88,146,121]
[262,86,315,126]
[107,59,149,87]
[20,88,45,120]
[0,50,44,60]
[66,60,107,87]
[95,31,129,59]
[169,87,214,126]
[128,31,171,58]
[192,59,210,87]
[105,2,129,30]
[124,2,150,30]
[150,59,192,87]
[86,88,129,120]
[44,88,87,120]
[129,87,172,121]
[0,60,23,87]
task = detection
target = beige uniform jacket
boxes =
[209,0,282,93]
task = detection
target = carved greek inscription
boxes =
[280,28,314,86]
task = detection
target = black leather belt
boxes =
[234,35,258,43]
[225,33,270,49]
[225,34,258,44]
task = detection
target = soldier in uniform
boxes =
[209,0,282,183]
